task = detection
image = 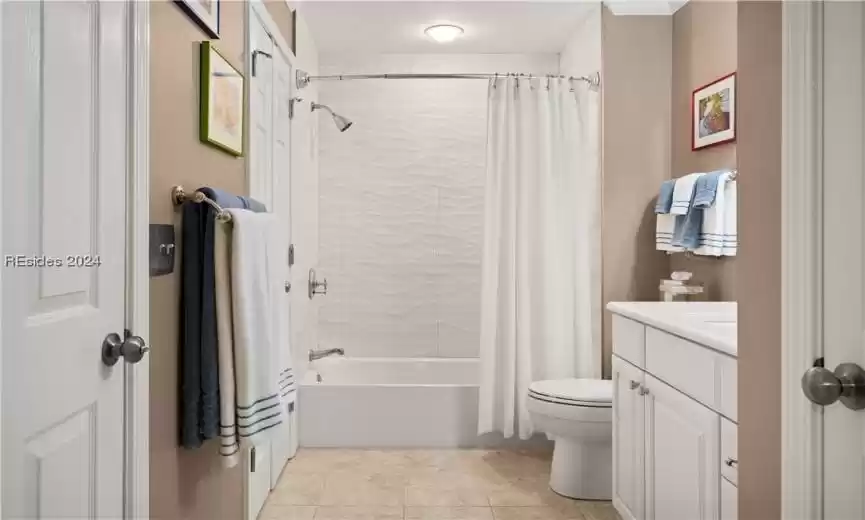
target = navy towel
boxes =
[180,187,266,449]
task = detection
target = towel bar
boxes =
[171,185,232,222]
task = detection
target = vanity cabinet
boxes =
[644,374,719,520]
[609,310,737,520]
[612,357,645,520]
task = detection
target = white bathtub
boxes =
[299,357,530,448]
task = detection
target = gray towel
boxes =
[180,187,266,449]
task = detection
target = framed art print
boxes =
[176,0,220,39]
[200,42,244,156]
[692,72,736,150]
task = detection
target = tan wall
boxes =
[148,1,292,518]
[669,1,738,300]
[600,8,673,376]
[264,0,294,48]
[736,3,782,519]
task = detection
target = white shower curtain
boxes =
[477,75,601,439]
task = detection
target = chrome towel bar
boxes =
[171,185,232,222]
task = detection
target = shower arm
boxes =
[311,102,334,116]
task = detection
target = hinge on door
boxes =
[250,447,256,472]
[288,244,295,267]
[251,49,272,77]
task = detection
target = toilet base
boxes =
[549,436,612,500]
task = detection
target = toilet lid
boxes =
[529,379,613,406]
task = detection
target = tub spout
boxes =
[309,347,345,362]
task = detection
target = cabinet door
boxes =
[613,356,645,520]
[645,375,720,520]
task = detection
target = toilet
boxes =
[527,378,613,500]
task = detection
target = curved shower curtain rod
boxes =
[295,70,601,90]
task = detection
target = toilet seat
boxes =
[528,379,612,408]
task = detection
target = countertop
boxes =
[606,301,737,357]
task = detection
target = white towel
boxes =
[669,173,703,215]
[214,220,241,467]
[656,214,684,252]
[693,172,738,256]
[226,209,287,448]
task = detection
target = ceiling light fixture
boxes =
[424,24,464,43]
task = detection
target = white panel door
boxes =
[1,1,129,518]
[612,356,645,520]
[644,375,719,520]
[821,3,865,519]
[269,42,295,489]
[246,10,275,520]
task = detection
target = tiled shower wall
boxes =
[318,54,559,358]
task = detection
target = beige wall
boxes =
[669,1,738,300]
[600,8,673,376]
[148,2,295,519]
[736,3,782,519]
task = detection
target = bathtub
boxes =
[299,357,532,448]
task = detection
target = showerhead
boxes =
[312,102,353,132]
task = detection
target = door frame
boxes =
[127,1,151,518]
[781,2,823,519]
[0,1,150,517]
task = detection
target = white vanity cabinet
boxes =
[612,356,645,520]
[608,303,737,520]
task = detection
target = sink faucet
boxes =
[309,347,345,362]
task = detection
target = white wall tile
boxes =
[318,54,558,358]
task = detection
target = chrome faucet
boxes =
[309,347,345,362]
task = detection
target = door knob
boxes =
[102,332,150,366]
[802,362,865,410]
[285,281,292,293]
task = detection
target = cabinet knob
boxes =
[638,386,650,396]
[629,380,640,390]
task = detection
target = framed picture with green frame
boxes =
[200,41,244,156]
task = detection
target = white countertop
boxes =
[606,301,737,357]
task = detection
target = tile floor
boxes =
[260,449,622,520]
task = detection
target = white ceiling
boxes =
[296,1,599,54]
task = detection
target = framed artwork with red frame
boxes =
[692,72,736,150]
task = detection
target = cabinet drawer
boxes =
[645,327,717,409]
[721,477,738,520]
[719,353,737,421]
[612,316,646,369]
[721,418,738,486]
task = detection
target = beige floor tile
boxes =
[285,449,365,474]
[581,502,622,520]
[405,485,491,507]
[270,473,326,506]
[319,475,405,506]
[258,504,317,520]
[405,506,495,520]
[491,506,586,520]
[486,480,551,507]
[313,506,404,520]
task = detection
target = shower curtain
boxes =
[477,75,600,439]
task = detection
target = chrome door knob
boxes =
[102,332,150,366]
[802,362,865,410]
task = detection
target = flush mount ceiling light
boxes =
[424,24,464,43]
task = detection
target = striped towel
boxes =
[693,172,738,256]
[221,209,288,457]
[670,173,703,215]
[656,213,684,252]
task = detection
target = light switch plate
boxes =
[150,224,176,277]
